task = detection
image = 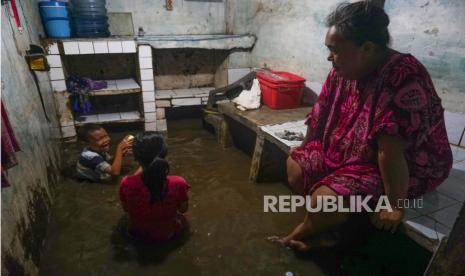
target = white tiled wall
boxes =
[140,69,154,80]
[49,68,65,81]
[157,119,167,131]
[141,80,155,91]
[138,45,153,72]
[140,43,155,126]
[156,100,171,108]
[144,112,156,122]
[51,40,161,136]
[93,41,109,54]
[47,55,62,67]
[63,41,79,55]
[143,101,156,113]
[78,42,94,54]
[108,41,123,53]
[51,80,67,92]
[156,108,165,119]
[47,43,59,55]
[143,91,155,102]
[122,41,137,53]
[62,40,138,55]
[47,51,66,92]
[139,43,156,128]
[138,45,152,57]
[145,122,157,131]
[139,57,152,69]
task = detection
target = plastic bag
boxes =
[232,78,261,110]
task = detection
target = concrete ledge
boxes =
[136,34,256,50]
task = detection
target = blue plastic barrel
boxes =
[39,1,71,38]
[70,0,109,38]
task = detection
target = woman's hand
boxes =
[370,207,405,233]
[288,147,298,155]
[377,134,408,233]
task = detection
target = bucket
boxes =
[39,1,71,38]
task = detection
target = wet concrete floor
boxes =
[39,119,431,276]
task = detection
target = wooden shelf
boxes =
[74,111,143,126]
[88,79,141,96]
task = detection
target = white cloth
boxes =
[232,78,261,110]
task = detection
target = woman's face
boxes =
[325,26,373,80]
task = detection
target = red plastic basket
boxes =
[256,70,306,109]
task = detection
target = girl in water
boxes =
[119,132,190,243]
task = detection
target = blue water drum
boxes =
[70,0,110,38]
[39,1,71,38]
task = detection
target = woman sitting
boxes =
[281,1,452,251]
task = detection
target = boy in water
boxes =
[76,123,133,182]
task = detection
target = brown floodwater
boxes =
[39,119,431,276]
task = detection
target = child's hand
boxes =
[124,135,135,155]
[124,135,135,143]
[123,147,132,155]
[117,138,132,155]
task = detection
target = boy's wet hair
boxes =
[77,123,103,142]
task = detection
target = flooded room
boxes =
[1,0,465,275]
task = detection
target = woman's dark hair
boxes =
[326,1,390,48]
[132,131,169,204]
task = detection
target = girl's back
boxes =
[120,174,190,242]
